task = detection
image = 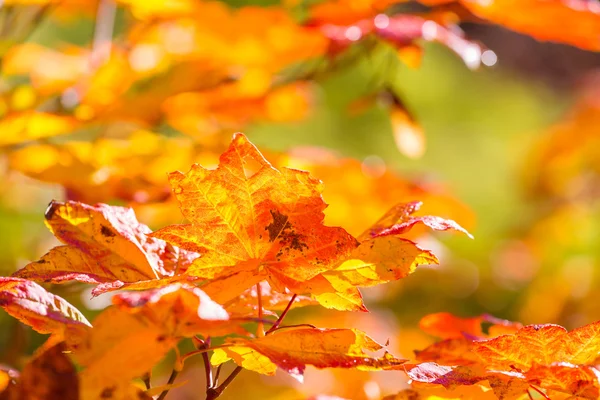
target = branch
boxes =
[156,369,179,400]
[206,366,243,400]
[266,294,297,335]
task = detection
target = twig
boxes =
[200,337,214,390]
[529,385,550,400]
[213,364,223,387]
[266,294,297,335]
[156,369,179,400]
[526,389,534,400]
[256,283,264,337]
[206,366,243,400]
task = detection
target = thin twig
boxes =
[526,389,534,400]
[256,283,264,337]
[201,337,214,390]
[213,364,223,387]
[268,323,317,333]
[529,385,550,400]
[266,294,297,335]
[156,369,179,400]
[206,366,243,400]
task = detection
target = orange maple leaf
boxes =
[13,201,198,295]
[211,327,405,381]
[152,133,359,300]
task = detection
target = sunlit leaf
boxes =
[0,277,91,335]
[152,133,358,300]
[211,327,405,381]
[13,201,198,294]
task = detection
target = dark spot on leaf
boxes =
[157,335,167,342]
[265,210,289,242]
[100,226,116,237]
[101,386,116,398]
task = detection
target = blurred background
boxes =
[0,0,599,399]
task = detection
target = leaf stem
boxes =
[256,283,264,337]
[156,368,179,400]
[529,385,550,400]
[206,366,243,400]
[213,364,223,387]
[266,294,297,335]
[200,337,213,390]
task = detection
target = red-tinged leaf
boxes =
[408,363,529,400]
[13,201,198,294]
[0,277,91,335]
[211,328,405,381]
[320,14,487,69]
[361,202,472,240]
[152,133,358,300]
[111,284,238,337]
[474,321,600,372]
[419,312,522,340]
[525,363,600,399]
[17,342,78,400]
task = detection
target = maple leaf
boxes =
[280,201,470,311]
[13,200,198,295]
[525,362,600,399]
[211,327,405,381]
[0,277,91,336]
[362,201,473,241]
[474,322,600,371]
[410,316,600,399]
[152,133,358,301]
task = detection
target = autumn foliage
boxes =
[1,0,600,400]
